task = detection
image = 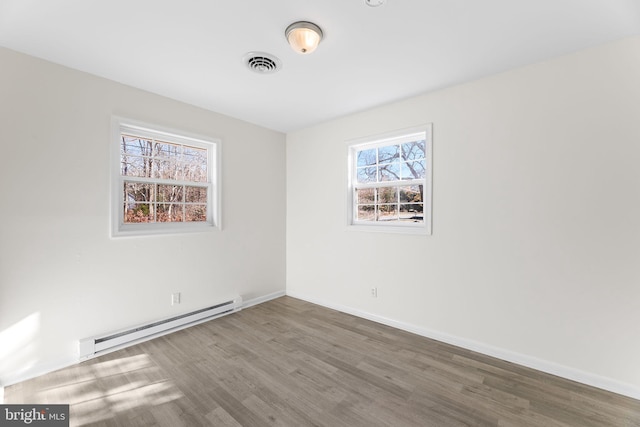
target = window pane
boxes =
[356,148,377,167]
[154,141,181,160]
[124,203,153,223]
[183,162,208,183]
[401,140,425,161]
[186,205,207,222]
[357,166,377,183]
[378,163,400,182]
[157,204,183,222]
[183,146,207,183]
[377,204,398,222]
[121,136,152,157]
[185,186,207,203]
[400,204,424,222]
[356,188,375,204]
[154,159,182,180]
[399,185,422,203]
[182,146,207,168]
[400,161,425,180]
[157,184,184,203]
[377,187,397,203]
[124,182,153,202]
[183,145,207,163]
[378,145,399,164]
[357,205,376,221]
[121,155,150,177]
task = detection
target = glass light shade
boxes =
[285,22,323,54]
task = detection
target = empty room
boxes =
[1,1,640,426]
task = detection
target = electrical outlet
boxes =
[371,287,378,298]
[171,292,181,305]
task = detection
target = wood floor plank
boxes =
[5,296,640,426]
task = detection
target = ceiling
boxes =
[1,1,639,133]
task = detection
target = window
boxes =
[348,124,432,234]
[111,118,220,237]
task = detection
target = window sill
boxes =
[347,223,431,235]
[111,222,218,238]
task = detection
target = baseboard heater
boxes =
[79,296,242,360]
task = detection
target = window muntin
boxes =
[348,126,432,234]
[112,119,219,237]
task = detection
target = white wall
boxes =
[0,47,286,386]
[287,36,640,397]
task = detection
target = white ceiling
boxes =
[1,0,639,132]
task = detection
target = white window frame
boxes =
[347,124,432,235]
[110,117,221,237]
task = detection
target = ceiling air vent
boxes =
[244,52,281,74]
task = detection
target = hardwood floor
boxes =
[5,296,640,426]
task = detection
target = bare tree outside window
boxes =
[120,135,209,224]
[354,138,426,223]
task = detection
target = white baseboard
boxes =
[286,291,640,401]
[242,289,286,309]
[0,356,78,391]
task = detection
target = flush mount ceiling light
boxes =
[365,0,387,6]
[285,21,323,54]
